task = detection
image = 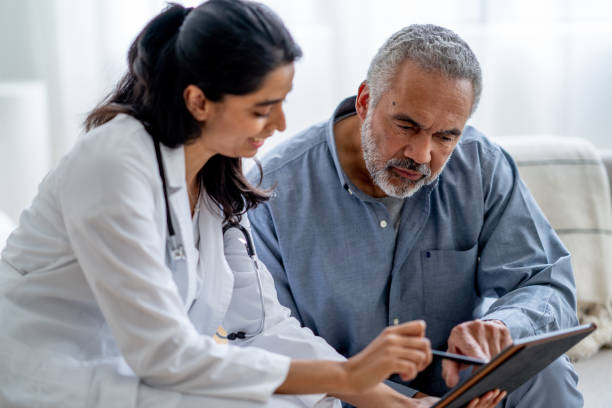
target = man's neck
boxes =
[334,115,387,198]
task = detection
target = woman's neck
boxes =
[183,139,215,215]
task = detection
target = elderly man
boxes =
[248,24,582,406]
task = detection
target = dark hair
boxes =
[85,0,302,223]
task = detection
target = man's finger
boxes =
[448,333,488,361]
[442,359,460,387]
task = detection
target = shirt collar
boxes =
[325,96,358,192]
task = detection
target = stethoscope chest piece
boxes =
[168,235,187,261]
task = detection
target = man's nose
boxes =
[403,132,432,164]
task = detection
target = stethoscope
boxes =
[152,137,266,341]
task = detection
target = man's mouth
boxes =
[390,166,425,181]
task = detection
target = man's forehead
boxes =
[377,70,473,129]
[386,61,473,103]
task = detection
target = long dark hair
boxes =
[85,0,301,223]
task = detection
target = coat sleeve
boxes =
[60,146,290,402]
[476,144,579,339]
[222,216,345,407]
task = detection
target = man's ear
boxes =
[355,81,371,122]
[183,85,211,122]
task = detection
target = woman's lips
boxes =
[249,137,266,149]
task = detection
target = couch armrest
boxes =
[599,150,612,204]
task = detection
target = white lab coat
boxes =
[0,115,343,407]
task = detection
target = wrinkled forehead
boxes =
[374,68,473,132]
[389,61,473,105]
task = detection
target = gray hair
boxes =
[366,24,482,116]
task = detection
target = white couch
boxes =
[497,137,612,408]
[572,151,612,408]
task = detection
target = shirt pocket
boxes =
[421,243,479,324]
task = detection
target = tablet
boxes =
[433,323,596,408]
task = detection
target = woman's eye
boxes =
[254,111,271,118]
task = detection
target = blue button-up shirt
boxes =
[247,97,578,396]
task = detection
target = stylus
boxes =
[432,349,487,366]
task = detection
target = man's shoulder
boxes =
[438,126,511,190]
[248,121,329,184]
[452,125,505,166]
[457,126,499,153]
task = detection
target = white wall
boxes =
[1,0,612,223]
[0,82,50,222]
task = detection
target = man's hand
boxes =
[442,319,512,388]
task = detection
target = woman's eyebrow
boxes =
[254,98,284,107]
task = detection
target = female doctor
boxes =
[0,1,501,407]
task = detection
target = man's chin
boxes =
[379,173,439,198]
[379,182,423,199]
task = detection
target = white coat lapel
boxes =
[160,144,198,308]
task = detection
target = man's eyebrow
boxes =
[253,98,284,107]
[438,128,462,137]
[392,114,462,137]
[392,114,423,129]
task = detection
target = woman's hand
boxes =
[276,321,431,397]
[340,320,432,393]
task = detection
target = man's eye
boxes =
[438,134,455,142]
[398,125,414,131]
[254,111,271,118]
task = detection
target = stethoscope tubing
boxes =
[152,137,265,341]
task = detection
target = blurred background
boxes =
[1,0,612,225]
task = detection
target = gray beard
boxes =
[361,111,450,198]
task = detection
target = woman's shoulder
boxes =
[67,114,157,178]
[55,115,165,220]
[58,115,160,203]
[83,114,154,158]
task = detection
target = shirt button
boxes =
[380,220,388,228]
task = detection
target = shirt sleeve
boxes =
[60,147,290,402]
[476,145,579,339]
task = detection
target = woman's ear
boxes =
[183,85,211,122]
